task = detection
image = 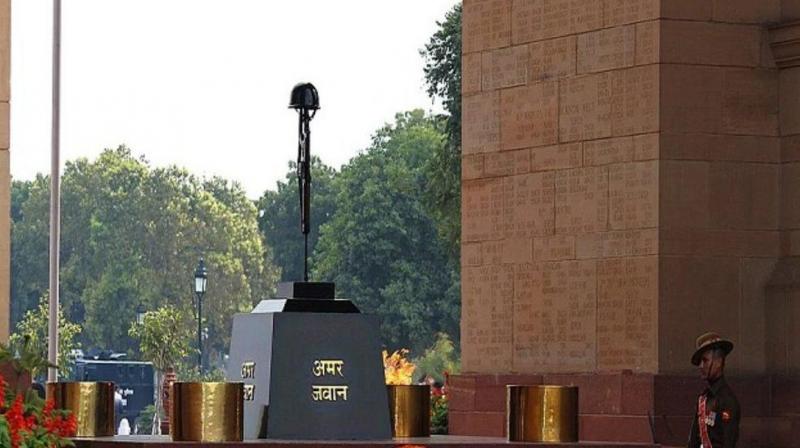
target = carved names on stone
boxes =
[577,25,635,74]
[482,45,529,90]
[462,178,504,242]
[559,73,612,142]
[463,0,512,53]
[502,82,559,150]
[529,36,576,81]
[513,260,597,372]
[505,172,556,238]
[604,0,659,27]
[531,143,582,172]
[462,265,514,372]
[513,0,603,43]
[462,52,482,95]
[611,65,659,136]
[584,136,634,166]
[555,166,609,234]
[597,256,657,371]
[609,161,658,230]
[463,91,500,154]
[576,229,658,259]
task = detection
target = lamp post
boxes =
[135,303,146,325]
[194,258,208,371]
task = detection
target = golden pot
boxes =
[387,384,430,437]
[170,382,243,442]
[507,385,579,443]
[46,381,115,437]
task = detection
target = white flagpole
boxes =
[47,0,62,383]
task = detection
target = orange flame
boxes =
[383,349,415,385]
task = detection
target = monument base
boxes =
[449,373,799,448]
[72,435,657,447]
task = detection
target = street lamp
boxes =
[194,258,208,371]
[135,303,146,325]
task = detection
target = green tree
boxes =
[412,332,460,384]
[8,294,82,378]
[129,306,193,434]
[314,111,459,353]
[420,3,462,260]
[256,157,338,282]
[10,146,278,364]
[10,177,50,326]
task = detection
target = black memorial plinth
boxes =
[226,283,391,440]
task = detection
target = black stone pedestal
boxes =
[227,302,391,440]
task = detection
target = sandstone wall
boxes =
[461,0,800,377]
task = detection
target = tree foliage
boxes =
[128,306,192,372]
[420,3,462,260]
[313,110,459,353]
[10,147,278,365]
[7,294,81,378]
[256,157,338,282]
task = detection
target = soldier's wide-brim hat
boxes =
[691,332,734,366]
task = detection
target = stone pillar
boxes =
[0,0,9,344]
[455,1,798,446]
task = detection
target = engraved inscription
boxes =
[463,91,500,154]
[464,0,512,53]
[604,0,659,27]
[513,260,597,372]
[243,384,256,401]
[513,0,603,43]
[577,25,635,74]
[611,65,659,136]
[529,35,576,81]
[463,178,504,242]
[559,73,612,142]
[533,235,576,261]
[597,257,657,371]
[502,82,559,150]
[462,52,482,95]
[462,265,514,372]
[482,45,529,90]
[241,361,255,379]
[609,161,658,230]
[555,167,609,234]
[584,136,634,166]
[531,143,582,172]
[505,172,556,238]
[485,148,529,178]
[635,21,659,65]
[576,229,658,259]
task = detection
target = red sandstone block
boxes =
[542,373,622,415]
[654,375,703,416]
[621,372,654,415]
[771,375,800,416]
[474,373,543,386]
[580,415,653,443]
[449,410,506,437]
[449,374,477,389]
[449,385,477,412]
[475,385,506,412]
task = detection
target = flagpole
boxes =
[48,0,62,383]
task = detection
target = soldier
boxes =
[688,332,740,448]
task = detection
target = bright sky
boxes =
[10,0,456,198]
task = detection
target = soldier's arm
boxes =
[721,398,740,448]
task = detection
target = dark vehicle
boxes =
[70,359,155,429]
